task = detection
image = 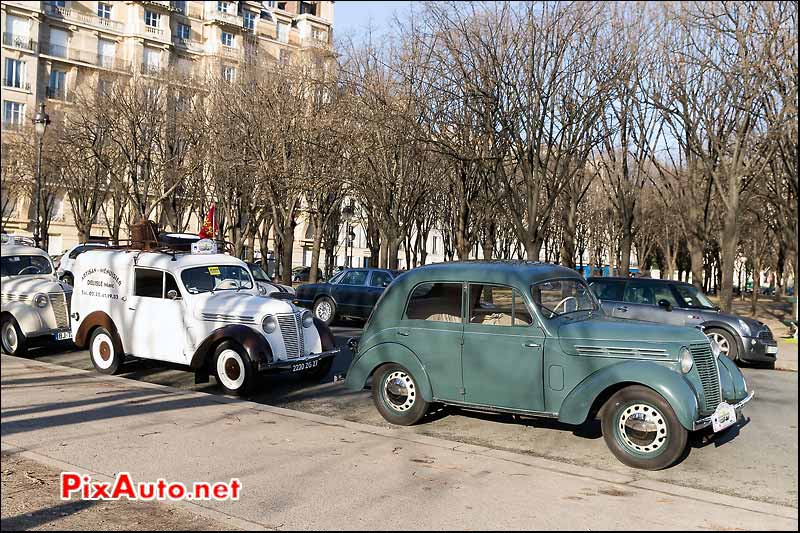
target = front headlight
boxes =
[709,337,722,358]
[262,314,277,334]
[737,319,751,336]
[679,346,693,374]
[302,310,313,328]
[34,293,49,308]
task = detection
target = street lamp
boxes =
[32,102,50,249]
[341,202,354,268]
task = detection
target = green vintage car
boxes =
[345,261,753,470]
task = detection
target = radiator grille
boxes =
[278,313,304,359]
[758,329,773,341]
[49,293,69,329]
[691,343,721,414]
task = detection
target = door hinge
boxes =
[458,387,466,396]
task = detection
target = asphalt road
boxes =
[18,322,800,509]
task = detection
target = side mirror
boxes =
[167,289,179,300]
[657,299,673,312]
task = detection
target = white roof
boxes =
[0,244,51,258]
[76,249,247,272]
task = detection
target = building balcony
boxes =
[143,25,168,39]
[215,45,242,60]
[172,37,205,54]
[45,4,125,32]
[40,42,97,65]
[206,10,244,29]
[2,33,37,52]
[45,86,72,102]
[141,62,164,76]
[98,55,133,73]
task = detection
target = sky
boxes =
[333,1,415,41]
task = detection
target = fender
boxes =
[344,342,433,402]
[73,310,125,355]
[1,303,44,337]
[557,360,699,431]
[702,320,745,356]
[189,324,273,370]
[716,354,748,402]
[312,290,338,311]
[313,317,335,351]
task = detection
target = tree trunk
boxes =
[561,203,577,269]
[388,238,401,270]
[686,238,705,291]
[379,237,389,268]
[246,232,255,263]
[308,216,324,284]
[750,254,761,316]
[719,210,739,312]
[619,222,633,277]
[280,223,294,285]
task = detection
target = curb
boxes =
[2,356,798,524]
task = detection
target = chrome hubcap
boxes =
[707,332,730,356]
[383,371,416,412]
[618,403,668,454]
[3,323,18,353]
[315,301,332,321]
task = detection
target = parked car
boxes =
[1,240,73,356]
[294,268,400,325]
[292,266,324,283]
[246,262,296,297]
[56,243,109,285]
[69,240,339,395]
[345,261,753,470]
[587,277,777,367]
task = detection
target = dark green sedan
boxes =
[345,261,754,470]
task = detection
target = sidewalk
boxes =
[2,356,797,530]
[776,339,798,372]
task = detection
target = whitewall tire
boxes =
[89,327,124,374]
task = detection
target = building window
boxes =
[144,10,160,28]
[173,0,186,14]
[278,48,291,65]
[143,46,161,72]
[217,1,230,13]
[243,11,256,30]
[221,32,234,47]
[97,3,112,19]
[3,58,26,89]
[98,38,115,68]
[222,65,236,83]
[47,27,70,58]
[48,70,67,100]
[177,23,191,40]
[276,22,288,43]
[50,0,66,8]
[299,2,317,16]
[2,101,25,128]
[312,27,327,42]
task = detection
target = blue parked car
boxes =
[294,268,400,325]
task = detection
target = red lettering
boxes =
[212,483,227,499]
[157,479,168,499]
[194,483,210,500]
[138,482,155,500]
[167,483,185,500]
[60,473,81,499]
[90,482,110,499]
[110,473,136,499]
[230,479,242,500]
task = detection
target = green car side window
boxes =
[532,279,596,319]
[468,284,532,326]
[405,282,462,323]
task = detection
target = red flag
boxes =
[199,203,217,239]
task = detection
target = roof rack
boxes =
[86,220,234,257]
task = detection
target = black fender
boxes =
[701,320,745,356]
[190,324,273,370]
[74,310,125,355]
[313,317,335,351]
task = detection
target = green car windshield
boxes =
[181,265,253,294]
[531,279,597,319]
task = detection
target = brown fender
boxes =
[74,311,125,355]
[189,324,273,370]
[314,317,336,352]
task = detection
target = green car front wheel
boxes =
[601,385,688,470]
[372,363,429,426]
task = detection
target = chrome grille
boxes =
[691,343,721,414]
[278,313,304,359]
[49,293,69,328]
[758,329,773,341]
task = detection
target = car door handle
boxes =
[524,342,541,348]
[128,307,136,311]
[616,306,628,313]
[397,329,410,337]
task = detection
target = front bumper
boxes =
[693,391,754,431]
[740,336,777,362]
[255,348,339,373]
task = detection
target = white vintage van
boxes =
[69,241,339,394]
[1,241,73,356]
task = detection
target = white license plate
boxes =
[766,345,778,354]
[54,331,72,341]
[291,359,318,372]
[711,402,737,433]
